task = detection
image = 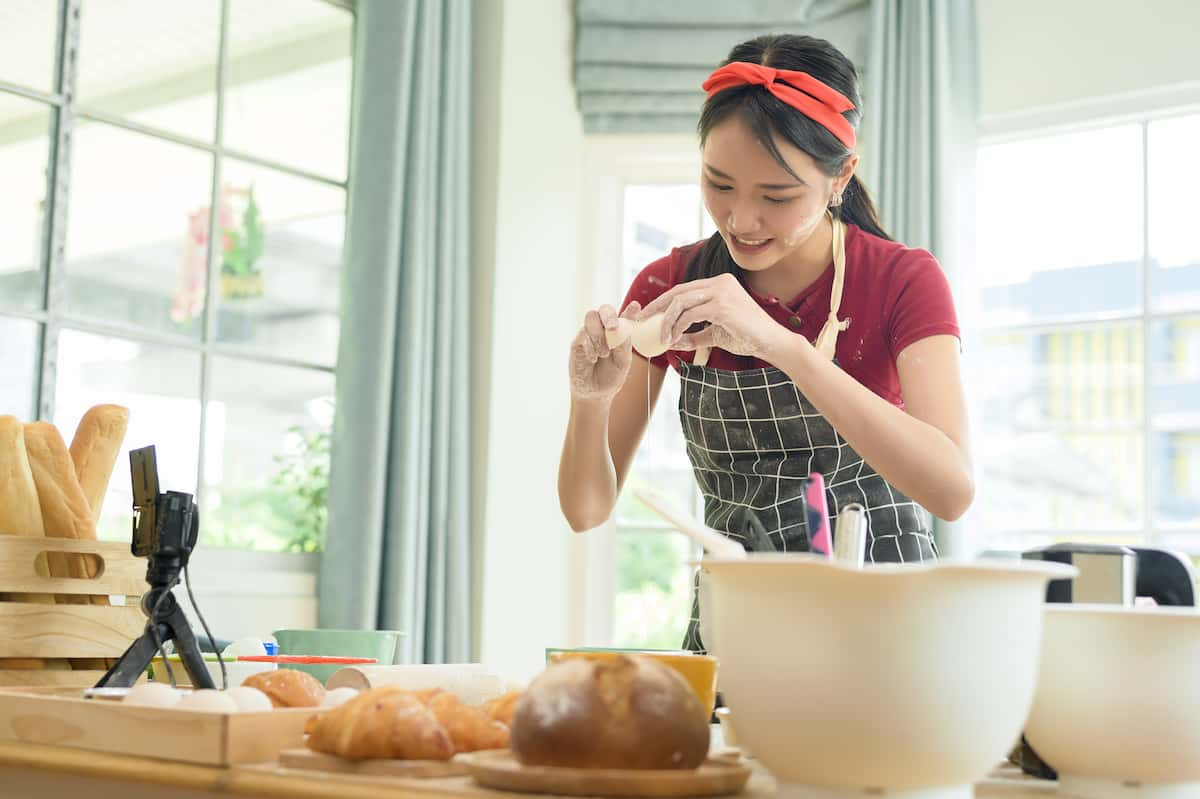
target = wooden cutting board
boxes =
[278,748,467,778]
[456,750,752,797]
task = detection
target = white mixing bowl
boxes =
[700,554,1074,799]
[1025,604,1200,799]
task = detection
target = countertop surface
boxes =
[0,738,1060,799]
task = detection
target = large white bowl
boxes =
[1025,604,1200,799]
[701,555,1074,799]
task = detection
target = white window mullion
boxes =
[1140,118,1155,545]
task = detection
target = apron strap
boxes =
[813,214,849,361]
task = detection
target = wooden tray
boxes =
[0,537,146,687]
[0,687,316,765]
[456,750,752,797]
[278,747,467,778]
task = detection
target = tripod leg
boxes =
[94,629,169,688]
[165,603,216,689]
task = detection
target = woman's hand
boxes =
[569,301,642,402]
[638,273,789,360]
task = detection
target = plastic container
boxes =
[545,647,719,716]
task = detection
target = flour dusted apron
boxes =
[682,217,938,654]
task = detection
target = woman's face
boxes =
[701,114,850,272]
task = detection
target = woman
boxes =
[558,34,974,653]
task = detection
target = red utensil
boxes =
[236,655,378,664]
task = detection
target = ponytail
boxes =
[835,174,890,241]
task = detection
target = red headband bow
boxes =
[702,62,857,149]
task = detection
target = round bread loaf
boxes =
[511,655,710,770]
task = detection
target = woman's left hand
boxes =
[638,273,791,360]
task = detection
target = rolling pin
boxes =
[326,663,508,704]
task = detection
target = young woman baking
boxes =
[558,34,974,653]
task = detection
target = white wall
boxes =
[468,0,1200,680]
[177,550,318,644]
[472,0,586,683]
[978,0,1200,122]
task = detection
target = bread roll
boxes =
[69,404,129,525]
[23,422,98,607]
[306,685,455,761]
[243,668,326,708]
[511,655,710,770]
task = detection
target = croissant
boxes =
[482,690,522,726]
[425,689,510,752]
[306,686,455,761]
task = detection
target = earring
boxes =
[830,192,843,208]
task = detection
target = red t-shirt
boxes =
[620,223,960,408]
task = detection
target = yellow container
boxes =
[546,648,718,715]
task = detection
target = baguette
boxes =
[0,416,48,540]
[23,422,98,603]
[0,416,55,602]
[67,405,127,630]
[25,421,116,671]
[69,404,129,525]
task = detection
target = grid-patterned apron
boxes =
[680,218,938,654]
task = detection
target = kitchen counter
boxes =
[0,739,1059,799]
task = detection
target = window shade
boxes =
[574,0,871,134]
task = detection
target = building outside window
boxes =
[971,113,1200,555]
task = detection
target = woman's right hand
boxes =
[568,301,641,403]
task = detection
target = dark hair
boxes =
[687,34,889,281]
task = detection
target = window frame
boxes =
[572,134,709,647]
[0,0,355,552]
[974,89,1200,553]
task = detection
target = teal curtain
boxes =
[861,0,980,556]
[319,0,473,664]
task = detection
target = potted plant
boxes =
[219,185,265,300]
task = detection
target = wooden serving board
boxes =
[456,750,752,797]
[278,747,467,778]
[0,687,316,765]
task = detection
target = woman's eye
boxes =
[706,180,732,192]
[764,196,794,205]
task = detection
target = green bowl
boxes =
[272,628,404,685]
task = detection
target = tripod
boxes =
[95,487,216,690]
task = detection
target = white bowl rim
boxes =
[1044,602,1200,618]
[691,553,1077,580]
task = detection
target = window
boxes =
[610,184,710,649]
[971,112,1200,553]
[574,138,717,648]
[0,0,354,552]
